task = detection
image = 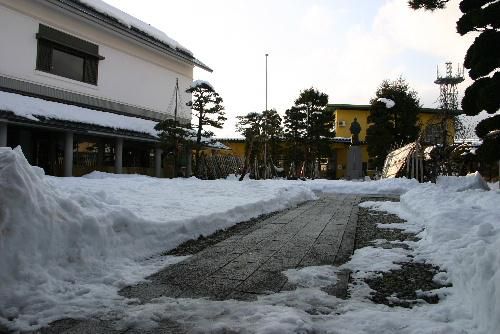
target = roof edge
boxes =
[45,0,213,72]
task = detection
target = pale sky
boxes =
[103,0,476,137]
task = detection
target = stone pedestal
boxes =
[346,145,363,180]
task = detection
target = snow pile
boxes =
[0,91,158,136]
[377,97,395,108]
[284,266,338,288]
[76,0,192,55]
[304,177,419,195]
[0,147,317,330]
[342,246,411,279]
[436,171,490,191]
[363,181,500,334]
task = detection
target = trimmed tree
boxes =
[261,109,283,164]
[366,78,421,170]
[293,88,330,178]
[186,81,226,176]
[154,119,191,176]
[410,0,500,176]
[236,112,262,180]
[283,106,306,177]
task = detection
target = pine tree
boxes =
[186,81,226,176]
[366,78,421,170]
[408,0,449,10]
[410,0,500,166]
[261,109,283,163]
[458,0,500,163]
[154,119,191,176]
[236,112,262,180]
[283,106,306,175]
[293,88,330,178]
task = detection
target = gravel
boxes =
[354,197,450,308]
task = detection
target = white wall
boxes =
[0,0,194,121]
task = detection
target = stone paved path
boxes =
[121,194,361,302]
[33,194,361,334]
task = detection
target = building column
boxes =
[155,147,163,178]
[115,137,123,174]
[0,122,7,147]
[64,132,73,177]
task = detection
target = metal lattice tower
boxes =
[433,62,465,175]
[435,62,464,112]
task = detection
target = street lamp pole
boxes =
[264,53,269,179]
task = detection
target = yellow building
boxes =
[328,104,456,179]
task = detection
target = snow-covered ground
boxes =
[1,146,499,333]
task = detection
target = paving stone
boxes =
[120,282,184,302]
[178,278,243,300]
[125,319,187,334]
[237,271,288,294]
[212,259,262,280]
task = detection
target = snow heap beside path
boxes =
[363,175,500,334]
[0,147,317,330]
[437,171,490,191]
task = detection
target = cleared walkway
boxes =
[121,194,361,302]
[35,194,361,333]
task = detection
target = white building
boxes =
[0,0,211,177]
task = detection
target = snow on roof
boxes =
[76,0,193,56]
[0,91,158,136]
[377,98,395,109]
[191,80,214,90]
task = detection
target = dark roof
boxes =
[328,104,371,111]
[46,0,212,72]
[328,104,463,115]
[0,110,158,142]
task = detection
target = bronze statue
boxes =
[350,117,361,145]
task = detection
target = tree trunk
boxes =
[239,139,254,181]
[195,113,203,177]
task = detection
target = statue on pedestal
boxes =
[349,117,361,145]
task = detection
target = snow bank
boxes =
[304,177,419,195]
[0,147,316,330]
[437,171,490,191]
[364,180,500,334]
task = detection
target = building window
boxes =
[423,124,443,145]
[36,24,104,85]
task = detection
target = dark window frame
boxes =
[36,25,104,85]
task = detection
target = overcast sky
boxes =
[104,0,476,137]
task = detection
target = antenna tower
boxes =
[434,62,464,174]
